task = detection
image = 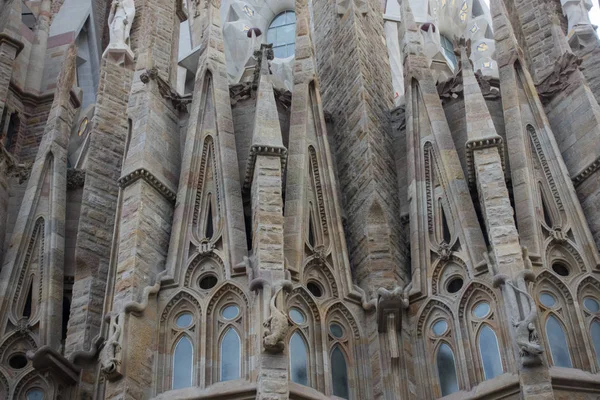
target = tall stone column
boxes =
[461,44,554,399]
[311,0,405,295]
[99,0,182,398]
[24,0,51,94]
[245,45,289,400]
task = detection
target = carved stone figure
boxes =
[100,313,123,381]
[103,0,136,66]
[561,0,593,33]
[262,280,293,353]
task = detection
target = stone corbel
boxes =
[27,346,81,386]
[376,283,411,359]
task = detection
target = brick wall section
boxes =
[312,0,405,295]
[65,60,133,360]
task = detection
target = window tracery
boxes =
[535,272,586,368]
[577,277,600,370]
[206,283,248,385]
[459,283,507,383]
[416,300,461,398]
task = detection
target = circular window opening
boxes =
[552,262,570,277]
[289,307,305,324]
[9,353,28,369]
[27,389,44,400]
[307,281,323,298]
[221,305,240,320]
[472,302,490,319]
[329,323,344,338]
[432,319,448,336]
[199,274,218,290]
[539,292,556,308]
[176,312,193,328]
[583,297,600,313]
[446,277,464,293]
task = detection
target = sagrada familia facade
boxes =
[0,0,599,398]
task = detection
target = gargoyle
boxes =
[263,280,293,353]
[493,272,542,366]
[353,284,377,312]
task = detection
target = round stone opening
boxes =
[307,281,323,298]
[552,262,570,277]
[446,277,464,294]
[199,275,218,290]
[9,353,28,369]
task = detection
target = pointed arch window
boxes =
[23,280,33,318]
[546,315,572,368]
[478,325,503,380]
[205,200,214,239]
[290,332,309,386]
[220,327,241,381]
[437,343,459,396]
[581,294,600,368]
[173,335,194,390]
[591,320,600,367]
[331,345,349,399]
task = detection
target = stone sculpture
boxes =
[103,0,136,66]
[263,280,293,353]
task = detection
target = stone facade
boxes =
[0,0,599,399]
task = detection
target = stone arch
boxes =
[183,253,225,290]
[13,369,53,399]
[545,240,585,276]
[303,258,339,299]
[431,256,468,297]
[325,302,361,340]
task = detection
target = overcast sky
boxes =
[483,0,600,27]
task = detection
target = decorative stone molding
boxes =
[243,145,287,190]
[0,33,25,56]
[27,345,81,385]
[465,136,505,186]
[535,51,582,103]
[572,156,600,187]
[66,168,85,190]
[527,125,564,211]
[117,168,177,204]
[140,67,192,112]
[176,0,188,22]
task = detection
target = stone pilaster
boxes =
[311,0,405,295]
[0,44,79,349]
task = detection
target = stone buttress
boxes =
[0,44,80,398]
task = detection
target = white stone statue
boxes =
[103,0,136,66]
[561,0,593,34]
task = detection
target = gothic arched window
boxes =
[546,314,572,368]
[220,327,241,381]
[290,331,309,386]
[331,345,349,399]
[267,11,296,59]
[578,280,600,370]
[172,335,194,389]
[436,342,459,396]
[478,325,503,380]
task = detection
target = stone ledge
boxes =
[151,380,257,400]
[243,145,287,190]
[465,136,505,186]
[117,168,177,204]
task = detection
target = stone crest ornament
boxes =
[103,0,136,66]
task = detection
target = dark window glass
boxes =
[220,328,241,381]
[590,320,600,368]
[479,325,503,380]
[331,346,349,399]
[546,315,572,368]
[290,332,309,386]
[172,336,193,389]
[437,343,459,396]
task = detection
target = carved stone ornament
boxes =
[263,280,293,353]
[0,143,31,184]
[103,0,136,67]
[536,51,582,103]
[100,312,124,381]
[140,67,192,112]
[66,168,86,190]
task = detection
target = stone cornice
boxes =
[572,156,600,187]
[118,168,177,203]
[243,145,287,190]
[465,136,505,186]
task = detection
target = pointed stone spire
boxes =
[243,44,286,190]
[461,45,504,186]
